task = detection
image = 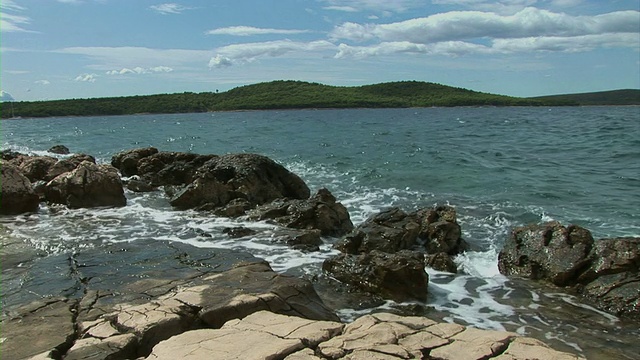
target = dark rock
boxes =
[46,154,96,181]
[426,252,458,273]
[18,155,57,181]
[1,149,25,162]
[111,147,159,177]
[286,229,323,252]
[45,161,126,208]
[211,198,254,217]
[578,237,640,319]
[139,152,217,187]
[48,144,70,154]
[334,207,420,254]
[248,188,353,236]
[498,221,594,286]
[417,205,468,255]
[0,162,40,215]
[126,177,156,192]
[323,250,429,302]
[170,153,310,210]
[223,226,257,238]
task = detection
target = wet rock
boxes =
[44,161,126,208]
[323,250,429,302]
[426,252,458,273]
[223,226,257,238]
[578,237,640,319]
[139,151,217,187]
[1,148,26,162]
[0,162,40,214]
[498,221,594,286]
[111,147,159,177]
[334,205,467,256]
[249,188,354,236]
[170,153,310,210]
[48,144,70,154]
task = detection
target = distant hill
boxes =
[530,89,640,106]
[3,80,630,119]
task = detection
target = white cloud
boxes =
[150,3,192,15]
[0,1,34,33]
[208,55,233,68]
[319,0,424,13]
[205,26,310,36]
[431,0,538,14]
[493,33,640,53]
[106,66,174,75]
[211,40,336,67]
[35,80,51,85]
[74,73,98,82]
[0,90,15,102]
[330,7,640,44]
[0,0,25,11]
[335,41,493,58]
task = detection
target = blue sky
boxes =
[1,0,639,101]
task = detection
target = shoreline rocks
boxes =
[498,221,640,320]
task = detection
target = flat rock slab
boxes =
[146,311,584,360]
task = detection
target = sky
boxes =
[1,0,639,101]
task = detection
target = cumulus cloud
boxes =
[105,66,174,75]
[0,90,15,102]
[35,80,51,85]
[210,40,336,67]
[150,3,192,15]
[330,8,640,43]
[74,73,98,82]
[206,26,310,36]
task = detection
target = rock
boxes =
[578,237,640,319]
[426,252,458,273]
[48,144,70,154]
[46,154,96,181]
[111,147,159,177]
[249,188,354,236]
[0,162,40,214]
[286,229,323,252]
[334,205,467,256]
[223,226,257,238]
[44,161,126,208]
[498,221,594,286]
[323,250,429,301]
[18,155,57,181]
[139,151,217,187]
[170,153,310,210]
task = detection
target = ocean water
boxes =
[2,107,639,358]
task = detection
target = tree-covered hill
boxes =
[1,80,574,119]
[529,89,640,106]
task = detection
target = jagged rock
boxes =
[223,226,257,238]
[578,237,640,319]
[249,188,354,236]
[18,155,57,181]
[0,162,40,214]
[170,153,310,210]
[111,147,159,177]
[323,250,429,301]
[498,221,594,286]
[48,144,70,154]
[334,205,467,256]
[45,161,126,208]
[45,154,96,181]
[426,252,458,273]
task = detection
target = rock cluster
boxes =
[498,221,640,319]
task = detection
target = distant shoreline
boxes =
[2,80,638,119]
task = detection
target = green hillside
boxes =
[530,89,640,106]
[2,80,568,119]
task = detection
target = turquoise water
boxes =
[2,106,639,357]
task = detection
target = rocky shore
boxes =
[2,146,638,359]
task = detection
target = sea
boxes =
[2,106,639,358]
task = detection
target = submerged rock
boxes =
[45,161,126,208]
[48,144,70,154]
[0,162,40,215]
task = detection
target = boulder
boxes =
[334,205,467,256]
[248,188,354,236]
[48,144,70,154]
[170,153,310,210]
[46,154,96,181]
[111,147,159,177]
[18,155,57,182]
[0,162,40,214]
[578,237,640,319]
[322,250,429,301]
[45,161,126,208]
[498,221,594,286]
